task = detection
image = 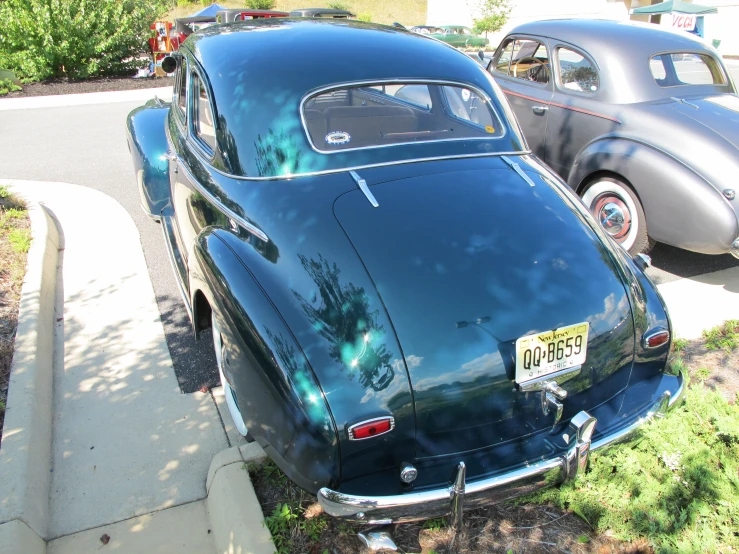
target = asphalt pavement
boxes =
[1,80,738,392]
[0,96,217,393]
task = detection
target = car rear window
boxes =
[649,53,726,87]
[302,82,505,152]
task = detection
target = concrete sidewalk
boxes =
[4,181,229,552]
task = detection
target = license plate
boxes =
[515,322,589,384]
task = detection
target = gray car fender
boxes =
[568,136,738,254]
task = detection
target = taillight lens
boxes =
[348,417,394,440]
[643,329,670,349]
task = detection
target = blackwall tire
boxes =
[581,177,651,255]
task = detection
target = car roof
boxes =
[503,19,724,103]
[181,19,524,178]
[509,18,712,60]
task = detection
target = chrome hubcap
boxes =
[593,195,631,241]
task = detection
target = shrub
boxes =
[0,78,21,95]
[0,0,168,81]
[327,2,349,9]
[245,0,276,9]
[357,12,372,22]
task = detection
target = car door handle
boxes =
[164,150,178,161]
[532,105,549,115]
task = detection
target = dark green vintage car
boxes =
[436,25,489,48]
[126,18,683,550]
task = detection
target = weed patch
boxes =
[520,386,739,553]
[703,320,739,353]
[0,185,30,443]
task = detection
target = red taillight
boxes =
[348,417,394,440]
[644,329,670,349]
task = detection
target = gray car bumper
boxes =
[317,372,686,525]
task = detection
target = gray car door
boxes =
[545,44,620,180]
[488,36,553,160]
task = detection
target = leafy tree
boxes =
[468,0,510,37]
[246,0,276,9]
[0,0,168,81]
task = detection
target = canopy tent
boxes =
[631,0,717,15]
[189,3,227,17]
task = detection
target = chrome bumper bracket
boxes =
[449,462,466,530]
[317,378,683,526]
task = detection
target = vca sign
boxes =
[671,13,697,30]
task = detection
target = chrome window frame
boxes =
[299,79,508,155]
[189,66,218,160]
[173,56,189,127]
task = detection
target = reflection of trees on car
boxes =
[561,66,598,91]
[293,254,396,393]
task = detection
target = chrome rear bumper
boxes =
[317,374,685,525]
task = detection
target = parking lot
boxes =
[1,70,739,393]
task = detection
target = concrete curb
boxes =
[0,195,61,549]
[0,86,173,111]
[206,443,275,554]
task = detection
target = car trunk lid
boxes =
[333,165,636,458]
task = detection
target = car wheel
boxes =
[212,311,250,438]
[581,177,651,255]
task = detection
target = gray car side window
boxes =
[493,38,550,85]
[556,47,599,94]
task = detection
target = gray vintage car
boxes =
[487,19,739,256]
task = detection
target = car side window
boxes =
[174,61,187,122]
[494,39,550,84]
[650,53,726,87]
[557,47,599,94]
[192,71,216,153]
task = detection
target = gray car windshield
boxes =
[302,82,505,153]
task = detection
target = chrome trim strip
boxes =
[502,155,536,187]
[174,153,270,243]
[318,372,685,523]
[299,78,508,155]
[349,171,379,207]
[161,215,194,322]
[199,149,530,182]
[347,416,396,441]
[502,155,535,185]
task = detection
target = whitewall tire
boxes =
[581,177,651,255]
[212,312,249,437]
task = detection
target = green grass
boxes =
[672,337,689,352]
[8,228,31,253]
[517,385,739,553]
[702,320,739,353]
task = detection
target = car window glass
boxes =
[192,72,216,151]
[557,47,599,93]
[175,62,187,121]
[302,82,504,152]
[650,53,726,86]
[503,39,550,84]
[367,84,432,110]
[442,86,496,129]
[494,40,515,73]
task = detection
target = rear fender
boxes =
[569,138,738,254]
[190,228,340,492]
[126,99,171,220]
